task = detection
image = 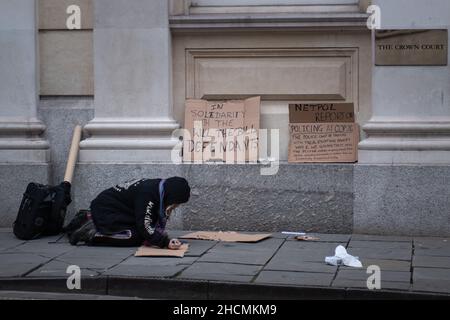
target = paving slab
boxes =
[340,259,411,272]
[54,257,127,270]
[198,238,283,265]
[0,240,26,252]
[58,246,135,260]
[182,239,217,257]
[413,267,450,281]
[285,241,346,251]
[120,256,197,267]
[412,279,450,294]
[0,233,65,243]
[55,247,134,270]
[413,255,450,269]
[0,233,68,253]
[280,241,345,255]
[0,232,25,251]
[414,237,450,249]
[272,240,345,263]
[12,242,74,259]
[414,248,450,257]
[26,260,100,278]
[336,269,411,282]
[0,253,50,277]
[104,256,197,278]
[255,270,334,287]
[265,260,337,274]
[275,252,331,266]
[346,247,412,261]
[178,262,262,283]
[0,231,15,239]
[266,241,339,271]
[349,240,412,250]
[275,249,331,264]
[332,279,411,291]
[352,234,412,242]
[286,233,351,243]
[24,235,66,243]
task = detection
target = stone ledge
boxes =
[72,163,354,233]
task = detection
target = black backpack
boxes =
[13,182,72,240]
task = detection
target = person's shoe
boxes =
[63,210,90,235]
[69,220,96,245]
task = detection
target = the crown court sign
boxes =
[375,29,448,66]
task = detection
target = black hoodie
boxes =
[90,177,190,248]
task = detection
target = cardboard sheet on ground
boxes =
[134,244,189,258]
[180,231,272,243]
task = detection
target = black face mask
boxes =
[163,177,191,206]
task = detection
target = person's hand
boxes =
[168,238,182,250]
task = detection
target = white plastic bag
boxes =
[325,245,362,268]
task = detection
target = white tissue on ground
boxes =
[325,245,363,268]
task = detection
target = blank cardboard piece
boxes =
[134,244,189,258]
[180,231,272,243]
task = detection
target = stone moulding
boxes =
[360,121,450,151]
[169,12,369,31]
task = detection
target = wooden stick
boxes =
[63,125,82,183]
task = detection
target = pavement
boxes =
[0,228,449,299]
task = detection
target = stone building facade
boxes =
[0,0,449,236]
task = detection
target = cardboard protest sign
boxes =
[288,122,359,163]
[180,231,272,243]
[288,103,358,163]
[183,97,260,163]
[135,243,189,258]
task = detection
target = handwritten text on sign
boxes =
[289,103,355,123]
[183,97,260,162]
[288,123,359,163]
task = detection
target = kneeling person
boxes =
[67,177,190,250]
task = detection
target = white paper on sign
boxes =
[325,245,363,268]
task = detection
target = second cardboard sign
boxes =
[288,103,359,163]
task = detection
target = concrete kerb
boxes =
[0,276,449,300]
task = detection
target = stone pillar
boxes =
[79,0,180,162]
[0,0,50,226]
[359,0,450,164]
[355,0,450,236]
